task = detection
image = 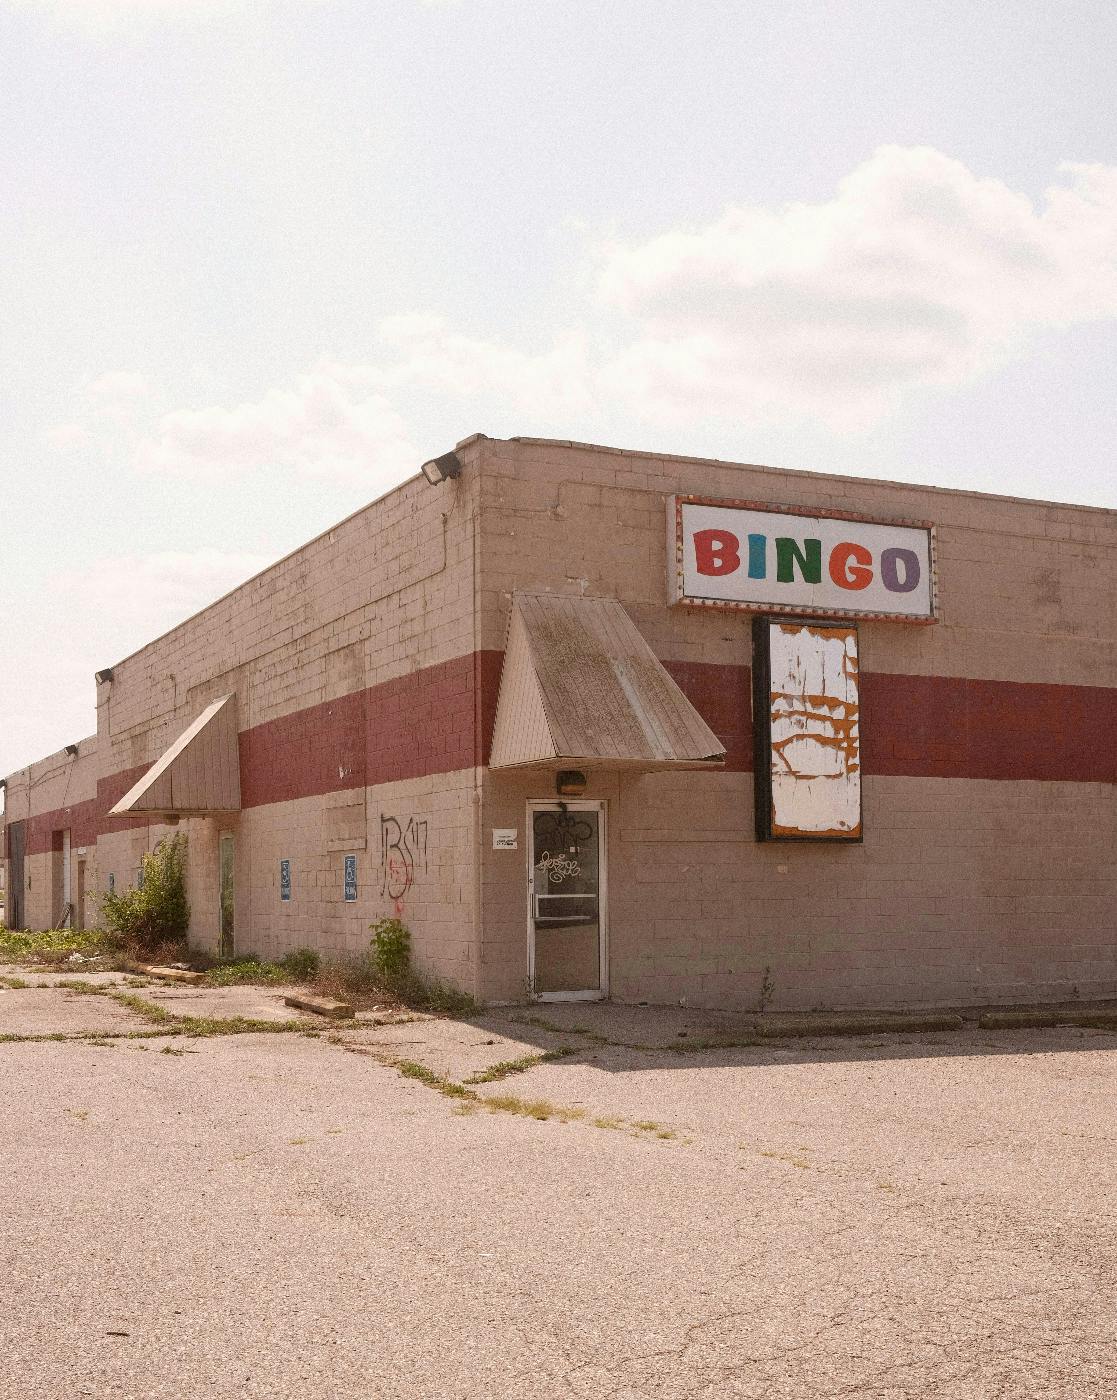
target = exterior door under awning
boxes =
[108,694,241,817]
[489,593,726,772]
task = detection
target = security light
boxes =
[420,451,463,485]
[64,744,79,757]
[95,668,114,685]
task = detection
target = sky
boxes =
[1,0,1115,778]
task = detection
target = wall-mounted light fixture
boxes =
[64,744,79,758]
[420,451,463,486]
[95,667,114,685]
[556,769,587,797]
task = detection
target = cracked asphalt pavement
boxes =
[1,972,1115,1399]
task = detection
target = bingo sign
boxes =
[344,854,358,902]
[669,496,936,623]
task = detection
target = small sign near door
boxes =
[280,859,291,901]
[344,854,358,901]
[493,829,518,850]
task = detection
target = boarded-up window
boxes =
[752,619,862,841]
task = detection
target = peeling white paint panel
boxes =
[768,623,861,838]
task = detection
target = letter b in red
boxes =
[693,529,741,576]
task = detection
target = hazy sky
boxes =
[2,0,1115,776]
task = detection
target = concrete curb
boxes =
[979,1009,1117,1030]
[284,992,354,1019]
[754,1012,964,1038]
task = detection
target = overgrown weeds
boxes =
[0,926,115,964]
[204,948,320,986]
[100,835,189,952]
[2,915,474,1019]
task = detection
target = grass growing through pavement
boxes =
[109,990,308,1037]
[2,976,685,1143]
[386,1053,680,1138]
[463,1047,576,1084]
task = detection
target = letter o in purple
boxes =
[880,547,921,593]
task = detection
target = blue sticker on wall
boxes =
[344,854,357,902]
[280,859,291,902]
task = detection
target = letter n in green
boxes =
[775,537,822,584]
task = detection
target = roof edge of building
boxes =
[502,434,1114,518]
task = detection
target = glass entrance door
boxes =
[529,802,606,999]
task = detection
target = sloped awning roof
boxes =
[489,594,726,771]
[109,694,241,816]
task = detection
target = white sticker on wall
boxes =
[493,829,518,850]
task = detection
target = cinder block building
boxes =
[2,434,1114,1011]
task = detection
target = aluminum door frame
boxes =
[526,799,608,1002]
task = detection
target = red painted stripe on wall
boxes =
[859,672,1117,783]
[663,660,753,772]
[13,653,1115,853]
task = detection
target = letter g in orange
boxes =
[829,541,873,590]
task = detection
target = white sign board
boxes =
[492,829,518,850]
[669,495,935,622]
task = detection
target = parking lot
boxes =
[2,970,1115,1399]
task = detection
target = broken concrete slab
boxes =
[0,987,154,1038]
[143,985,313,1023]
[138,965,207,985]
[283,992,354,1019]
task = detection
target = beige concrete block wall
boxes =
[99,451,482,783]
[475,437,1116,1011]
[481,768,1116,1013]
[475,436,1116,687]
[2,738,100,930]
[83,440,485,975]
[228,770,479,991]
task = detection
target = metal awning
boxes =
[109,694,241,816]
[489,594,726,771]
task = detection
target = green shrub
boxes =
[363,918,475,1015]
[369,917,411,980]
[279,946,321,980]
[99,835,190,952]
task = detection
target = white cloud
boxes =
[84,370,150,405]
[135,366,417,488]
[53,549,276,658]
[101,148,1117,479]
[41,422,93,452]
[377,313,594,418]
[597,146,1117,430]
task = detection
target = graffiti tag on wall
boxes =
[379,814,429,913]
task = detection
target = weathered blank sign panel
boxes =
[753,620,862,841]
